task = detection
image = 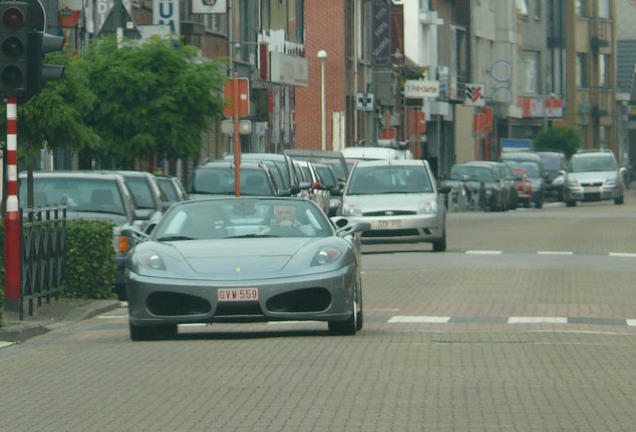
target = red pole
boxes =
[233,73,241,197]
[4,95,20,311]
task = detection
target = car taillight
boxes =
[118,235,130,253]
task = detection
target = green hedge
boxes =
[0,218,116,321]
[65,219,117,299]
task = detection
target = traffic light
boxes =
[0,2,29,96]
[27,30,64,96]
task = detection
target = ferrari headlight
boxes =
[311,247,342,267]
[417,201,437,214]
[343,203,362,217]
[138,252,166,270]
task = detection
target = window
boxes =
[598,0,610,19]
[521,50,540,94]
[576,53,588,88]
[599,54,610,88]
[533,0,541,18]
[516,0,528,16]
[575,0,586,18]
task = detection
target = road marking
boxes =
[508,316,568,324]
[466,250,502,255]
[627,320,636,327]
[0,341,14,349]
[388,316,451,323]
[97,315,127,319]
[367,308,401,312]
[609,252,636,258]
[537,251,574,255]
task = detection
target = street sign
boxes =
[404,80,439,99]
[356,92,374,111]
[224,77,250,117]
[221,119,252,135]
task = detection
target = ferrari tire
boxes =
[329,299,357,336]
[129,323,177,341]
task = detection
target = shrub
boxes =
[65,219,116,299]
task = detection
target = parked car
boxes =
[224,153,302,197]
[537,150,569,201]
[295,160,331,215]
[116,170,170,224]
[511,168,533,207]
[313,162,344,216]
[18,171,141,299]
[565,149,626,206]
[123,197,370,340]
[465,161,517,210]
[155,174,189,204]
[341,145,413,164]
[187,160,279,199]
[342,159,449,251]
[442,163,504,212]
[284,149,349,184]
[501,151,545,208]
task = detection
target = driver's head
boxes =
[274,205,296,224]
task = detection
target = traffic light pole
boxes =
[3,95,20,311]
[233,73,241,197]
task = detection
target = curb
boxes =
[0,300,122,343]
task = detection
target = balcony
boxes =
[589,17,612,53]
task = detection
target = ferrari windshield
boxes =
[153,198,334,240]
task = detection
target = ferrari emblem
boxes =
[236,267,241,273]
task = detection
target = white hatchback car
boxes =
[342,159,449,251]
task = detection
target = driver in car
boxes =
[271,205,315,236]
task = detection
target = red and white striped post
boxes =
[3,95,20,311]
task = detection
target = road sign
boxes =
[221,119,252,135]
[224,77,249,117]
[356,92,374,111]
[404,80,439,99]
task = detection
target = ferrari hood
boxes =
[172,238,313,275]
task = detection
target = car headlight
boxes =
[343,203,362,217]
[567,178,579,187]
[417,201,437,214]
[552,176,564,185]
[138,252,166,270]
[605,178,617,186]
[311,247,342,267]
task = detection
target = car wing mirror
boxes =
[120,226,150,243]
[437,185,451,194]
[299,181,312,190]
[278,189,292,197]
[289,185,301,195]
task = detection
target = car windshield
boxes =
[314,166,337,188]
[157,178,179,202]
[153,198,333,240]
[18,178,126,215]
[570,154,617,172]
[123,176,156,209]
[189,167,274,196]
[540,154,564,171]
[449,166,494,182]
[346,165,433,194]
[503,160,541,177]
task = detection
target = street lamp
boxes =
[317,49,328,151]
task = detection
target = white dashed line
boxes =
[388,316,451,323]
[466,250,502,255]
[609,253,636,258]
[627,320,636,327]
[537,251,574,255]
[508,316,568,324]
[97,315,127,319]
[0,341,14,349]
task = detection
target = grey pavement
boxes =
[0,297,122,342]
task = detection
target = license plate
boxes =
[584,186,601,193]
[372,219,402,229]
[217,287,259,302]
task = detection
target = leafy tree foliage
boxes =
[533,125,582,159]
[78,37,227,165]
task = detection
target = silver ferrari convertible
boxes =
[123,197,369,340]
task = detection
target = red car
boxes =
[511,168,533,207]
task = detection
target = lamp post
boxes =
[317,49,328,151]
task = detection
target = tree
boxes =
[78,37,227,166]
[533,125,582,159]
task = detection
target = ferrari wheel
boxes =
[329,299,357,336]
[129,323,177,341]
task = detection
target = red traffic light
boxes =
[2,7,24,30]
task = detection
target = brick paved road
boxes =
[1,195,636,431]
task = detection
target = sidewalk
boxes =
[0,298,122,342]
